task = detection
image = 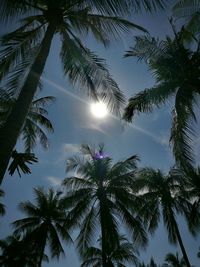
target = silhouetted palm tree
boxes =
[81,235,138,267]
[12,187,72,267]
[0,0,165,182]
[163,252,186,267]
[134,168,193,267]
[124,30,200,170]
[62,144,147,267]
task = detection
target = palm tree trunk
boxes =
[36,231,47,267]
[100,210,107,267]
[171,213,192,267]
[99,199,108,267]
[0,22,56,183]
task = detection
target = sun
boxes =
[90,102,108,118]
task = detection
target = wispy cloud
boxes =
[79,121,109,135]
[45,176,62,187]
[64,143,80,154]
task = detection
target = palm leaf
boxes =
[123,82,176,122]
[170,89,197,169]
[60,30,125,115]
[173,0,200,18]
[85,0,166,16]
[8,150,38,177]
[0,21,45,81]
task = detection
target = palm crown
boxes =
[124,30,200,169]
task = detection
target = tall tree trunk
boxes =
[99,201,108,267]
[0,23,56,183]
[171,213,192,267]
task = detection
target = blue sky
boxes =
[1,2,200,266]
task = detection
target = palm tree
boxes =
[123,29,200,170]
[62,144,148,267]
[12,187,72,267]
[0,0,166,182]
[0,91,54,177]
[0,189,5,216]
[0,235,48,267]
[134,168,194,267]
[162,252,186,267]
[81,235,138,267]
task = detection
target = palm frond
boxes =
[0,21,45,81]
[62,177,94,191]
[8,150,38,177]
[85,0,165,16]
[125,35,165,61]
[0,0,35,24]
[123,82,176,122]
[60,30,125,115]
[77,206,98,255]
[84,14,147,39]
[116,201,148,247]
[31,96,55,107]
[48,224,65,258]
[66,155,86,173]
[173,0,200,18]
[170,89,197,169]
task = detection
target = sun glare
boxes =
[90,102,108,118]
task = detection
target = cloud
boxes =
[63,143,80,153]
[45,176,62,187]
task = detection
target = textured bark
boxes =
[0,23,56,183]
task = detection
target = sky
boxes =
[1,1,200,266]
